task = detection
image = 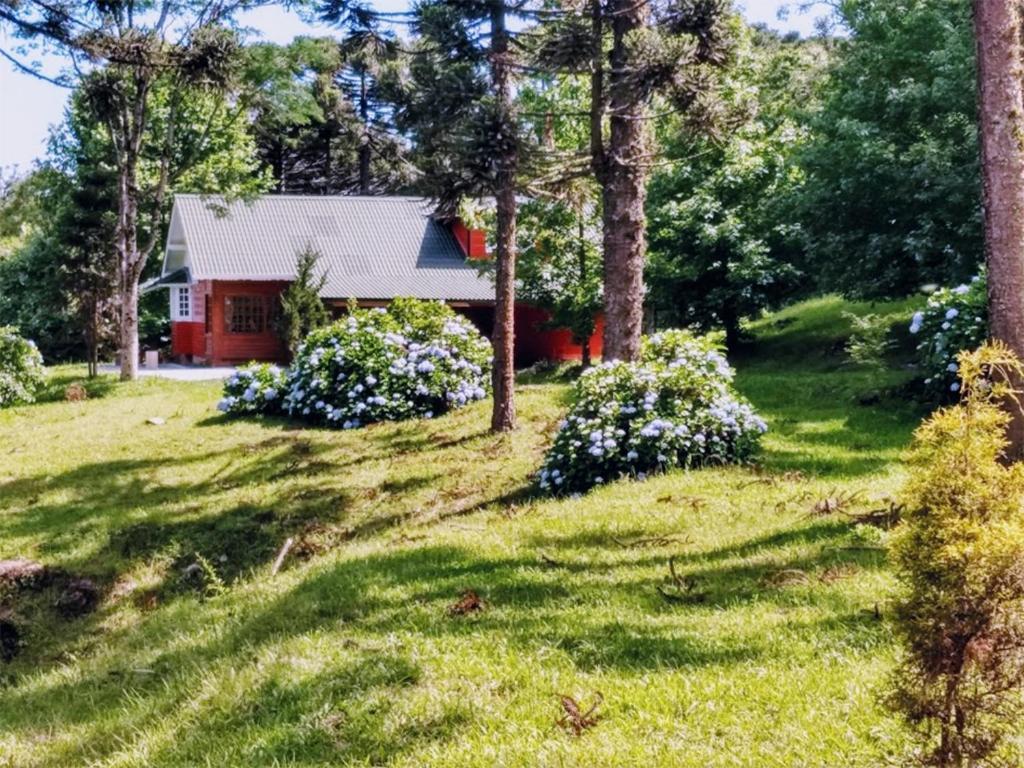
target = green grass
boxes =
[0,297,929,767]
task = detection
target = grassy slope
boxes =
[0,297,927,767]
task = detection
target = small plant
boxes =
[276,245,330,357]
[843,312,894,370]
[909,273,987,400]
[217,363,287,416]
[888,342,1024,767]
[0,326,44,408]
[537,330,766,494]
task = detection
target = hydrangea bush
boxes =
[0,326,44,408]
[217,363,287,416]
[275,298,491,428]
[909,273,986,398]
[538,330,767,494]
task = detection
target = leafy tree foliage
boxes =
[646,27,823,346]
[537,0,734,361]
[0,0,266,380]
[0,82,265,365]
[797,0,981,298]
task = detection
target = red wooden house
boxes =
[150,195,601,367]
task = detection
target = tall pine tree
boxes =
[393,0,539,432]
[537,0,733,360]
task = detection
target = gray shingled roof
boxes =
[167,195,496,302]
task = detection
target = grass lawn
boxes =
[0,296,932,767]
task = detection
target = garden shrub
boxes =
[888,343,1024,767]
[217,363,287,416]
[281,298,491,428]
[537,330,766,494]
[0,326,44,408]
[909,273,986,399]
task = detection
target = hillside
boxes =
[0,298,926,767]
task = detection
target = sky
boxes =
[0,0,824,171]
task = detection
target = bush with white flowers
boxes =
[0,326,44,408]
[909,273,987,399]
[537,330,767,494]
[280,298,491,428]
[217,363,287,416]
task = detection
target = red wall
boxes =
[451,220,488,260]
[183,281,600,366]
[514,304,604,365]
[208,281,289,366]
[171,322,205,357]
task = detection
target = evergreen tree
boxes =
[244,36,410,195]
[538,0,733,361]
[277,246,330,357]
[394,0,540,432]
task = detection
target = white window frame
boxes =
[171,286,192,321]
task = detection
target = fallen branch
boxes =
[270,537,295,576]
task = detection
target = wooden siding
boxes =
[208,280,288,365]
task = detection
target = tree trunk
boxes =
[581,337,591,369]
[489,0,517,432]
[974,0,1024,459]
[596,0,649,363]
[359,70,371,195]
[117,160,141,382]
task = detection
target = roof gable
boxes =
[167,195,495,302]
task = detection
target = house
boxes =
[149,194,602,367]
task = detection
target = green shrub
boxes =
[537,330,766,494]
[889,343,1024,766]
[0,326,44,407]
[281,298,492,428]
[909,273,987,399]
[843,312,894,370]
[217,363,287,416]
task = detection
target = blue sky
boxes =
[0,0,823,171]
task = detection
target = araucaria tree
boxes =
[539,0,733,361]
[972,0,1024,459]
[397,0,535,431]
[0,0,262,380]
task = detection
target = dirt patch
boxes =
[0,559,50,592]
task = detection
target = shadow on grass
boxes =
[736,368,922,477]
[0,512,891,765]
[34,371,119,403]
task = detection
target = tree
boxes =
[276,245,330,356]
[973,0,1024,460]
[396,0,536,432]
[0,80,264,367]
[0,0,264,380]
[646,26,819,347]
[797,0,981,298]
[538,0,733,361]
[244,36,411,195]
